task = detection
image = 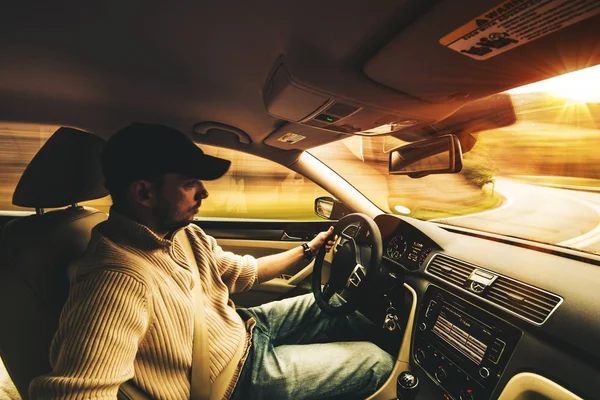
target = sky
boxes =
[508,64,600,103]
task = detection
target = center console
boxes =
[413,286,521,400]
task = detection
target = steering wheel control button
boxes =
[419,322,427,331]
[479,367,490,379]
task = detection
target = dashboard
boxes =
[373,213,600,400]
[382,222,440,271]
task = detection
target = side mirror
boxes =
[314,196,352,220]
[388,134,463,178]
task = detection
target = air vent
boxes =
[425,254,563,326]
[426,254,475,287]
[341,224,359,238]
[485,277,562,325]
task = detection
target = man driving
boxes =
[30,123,393,399]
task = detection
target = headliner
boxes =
[0,1,419,142]
[1,0,599,152]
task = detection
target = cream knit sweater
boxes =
[29,210,258,399]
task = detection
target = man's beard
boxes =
[153,198,193,233]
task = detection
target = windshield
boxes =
[310,65,600,255]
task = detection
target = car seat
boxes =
[0,127,109,399]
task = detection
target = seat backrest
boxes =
[0,127,109,399]
[0,208,107,397]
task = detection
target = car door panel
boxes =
[195,220,334,307]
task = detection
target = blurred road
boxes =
[436,178,600,254]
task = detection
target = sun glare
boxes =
[508,64,600,103]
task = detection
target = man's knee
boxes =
[359,343,394,389]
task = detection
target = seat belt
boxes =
[118,231,244,400]
[180,230,246,400]
[180,232,213,400]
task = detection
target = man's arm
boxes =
[29,270,150,399]
[256,226,335,283]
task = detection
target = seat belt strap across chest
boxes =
[180,232,212,400]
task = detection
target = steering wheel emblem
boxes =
[347,264,366,288]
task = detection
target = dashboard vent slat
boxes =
[485,277,561,324]
[425,254,475,287]
[492,279,558,308]
[486,292,548,322]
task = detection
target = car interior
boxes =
[1,1,600,399]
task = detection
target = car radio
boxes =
[413,286,521,400]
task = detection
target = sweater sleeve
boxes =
[205,234,258,294]
[29,270,150,400]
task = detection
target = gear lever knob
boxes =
[397,371,419,400]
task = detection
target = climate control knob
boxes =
[415,348,426,363]
[434,366,447,383]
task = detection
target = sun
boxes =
[554,86,597,104]
[508,64,600,103]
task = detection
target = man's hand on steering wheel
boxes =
[307,226,337,257]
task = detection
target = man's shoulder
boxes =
[185,222,206,237]
[184,223,213,247]
[68,229,153,287]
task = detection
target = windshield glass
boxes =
[310,65,600,255]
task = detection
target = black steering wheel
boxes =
[312,213,383,315]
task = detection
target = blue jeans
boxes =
[231,293,394,400]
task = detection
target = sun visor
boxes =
[364,0,600,103]
[13,127,108,208]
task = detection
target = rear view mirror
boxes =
[388,134,463,178]
[314,196,352,220]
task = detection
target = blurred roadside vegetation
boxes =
[2,94,600,221]
[472,94,600,181]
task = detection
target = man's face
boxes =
[151,173,208,232]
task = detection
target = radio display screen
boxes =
[432,305,491,364]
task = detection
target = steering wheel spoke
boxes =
[322,283,337,302]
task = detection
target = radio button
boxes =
[487,349,501,364]
[479,367,490,379]
[425,300,437,318]
[488,338,506,364]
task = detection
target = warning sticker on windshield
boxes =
[440,0,600,60]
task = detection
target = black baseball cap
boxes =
[101,123,231,191]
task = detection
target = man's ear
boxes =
[129,180,156,208]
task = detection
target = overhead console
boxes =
[262,60,424,136]
[262,57,438,137]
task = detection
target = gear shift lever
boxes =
[397,371,419,400]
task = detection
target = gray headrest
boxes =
[12,127,109,208]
